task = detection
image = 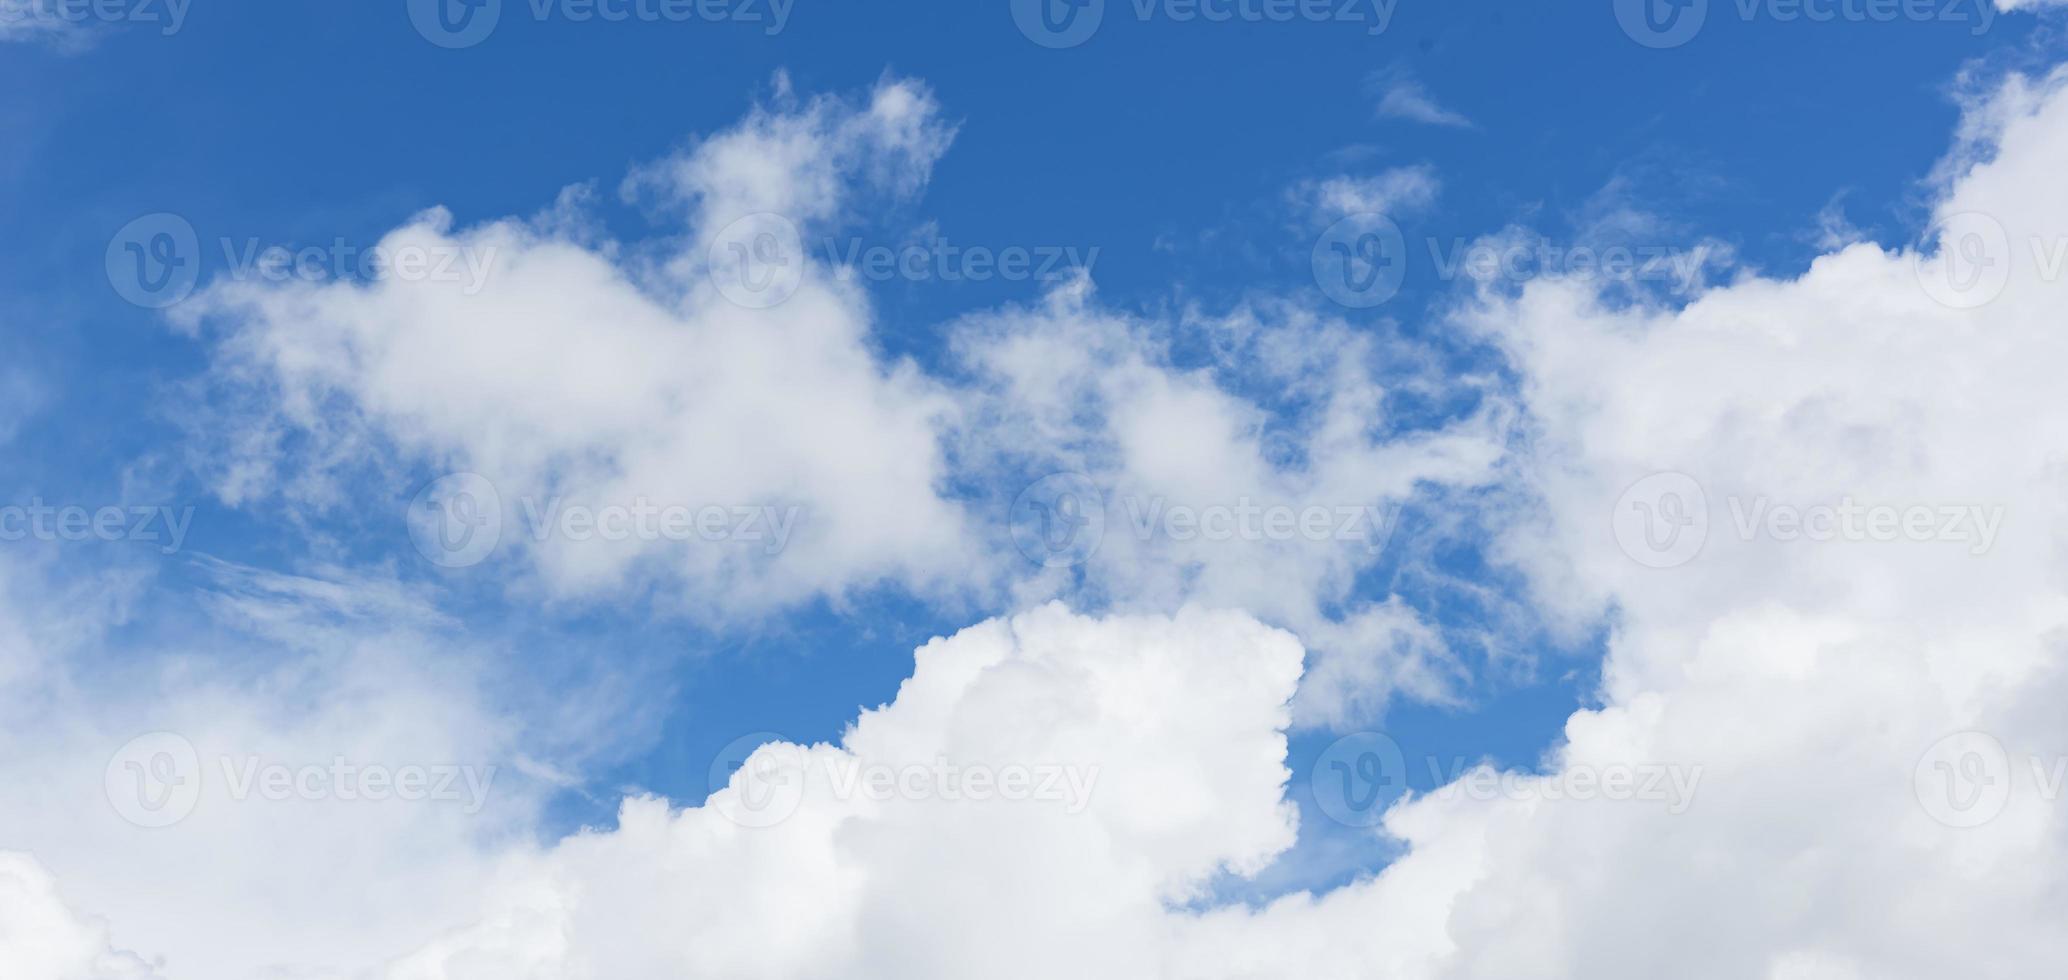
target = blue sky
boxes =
[6,1,2068,977]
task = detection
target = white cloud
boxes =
[1370,69,1474,129]
[372,63,2068,980]
[0,1,75,45]
[172,79,1505,717]
[0,556,583,980]
[385,604,1306,980]
[175,78,980,619]
[18,57,2068,980]
[950,288,1507,724]
[1294,164,1442,220]
[0,853,157,980]
[1260,64,2068,979]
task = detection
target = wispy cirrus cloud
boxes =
[1369,67,1474,129]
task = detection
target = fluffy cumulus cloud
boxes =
[0,552,592,980]
[1180,65,2068,980]
[0,853,156,980]
[15,51,2068,980]
[173,75,1508,714]
[385,62,2068,980]
[175,78,977,617]
[388,604,1304,980]
[1373,66,2068,977]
